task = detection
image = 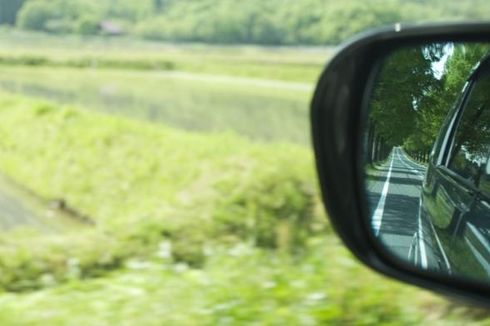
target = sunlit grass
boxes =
[0,236,449,326]
[0,93,485,325]
[0,33,486,324]
[0,93,321,291]
[0,29,330,83]
[0,65,313,144]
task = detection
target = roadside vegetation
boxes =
[0,0,489,324]
[0,228,448,325]
[0,93,487,325]
[2,0,489,45]
[0,30,329,83]
[0,92,322,290]
[367,43,490,163]
[0,64,312,144]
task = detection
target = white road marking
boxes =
[399,148,427,169]
[395,149,428,269]
[372,147,432,269]
[414,235,419,265]
[372,152,395,237]
[418,204,428,269]
[395,148,424,179]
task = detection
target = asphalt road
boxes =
[366,147,443,270]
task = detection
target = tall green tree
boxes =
[369,45,443,147]
[368,42,490,162]
[407,44,490,154]
[0,0,24,25]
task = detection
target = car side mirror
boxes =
[311,22,490,304]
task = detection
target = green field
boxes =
[0,65,312,144]
[0,30,329,146]
[0,30,330,83]
[0,33,487,324]
[0,95,470,325]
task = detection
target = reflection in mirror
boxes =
[364,41,490,283]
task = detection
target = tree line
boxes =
[367,42,490,164]
[0,0,489,45]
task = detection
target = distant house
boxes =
[98,20,124,36]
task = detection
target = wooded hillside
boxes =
[1,0,488,45]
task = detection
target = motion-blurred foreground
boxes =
[0,0,490,324]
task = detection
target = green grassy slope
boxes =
[0,93,487,324]
[0,31,488,324]
[0,236,443,326]
[0,30,330,83]
[0,65,312,144]
[0,93,320,291]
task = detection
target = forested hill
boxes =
[1,0,490,45]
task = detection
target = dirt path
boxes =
[0,184,48,230]
[0,174,82,232]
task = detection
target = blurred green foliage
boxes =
[0,3,488,322]
[11,0,490,45]
[0,93,323,291]
[0,65,311,144]
[0,0,24,25]
[0,84,485,326]
[0,31,328,83]
[404,44,490,154]
[369,43,490,159]
[0,236,446,325]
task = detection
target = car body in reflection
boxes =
[420,54,490,280]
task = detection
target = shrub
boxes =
[76,15,100,35]
[0,229,126,291]
[210,152,317,251]
[44,19,75,34]
[0,94,324,291]
[16,0,58,31]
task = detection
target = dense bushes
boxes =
[0,54,176,71]
[211,153,318,250]
[368,43,490,158]
[132,0,406,45]
[0,94,324,291]
[0,0,24,25]
[13,0,490,45]
[0,230,127,291]
[16,0,54,31]
[0,235,440,325]
[16,0,96,34]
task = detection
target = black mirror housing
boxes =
[311,22,490,305]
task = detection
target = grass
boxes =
[0,29,331,83]
[0,65,312,145]
[0,32,487,324]
[0,30,323,145]
[0,93,322,291]
[0,236,447,326]
[0,93,488,324]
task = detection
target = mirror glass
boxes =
[364,41,490,283]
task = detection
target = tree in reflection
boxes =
[367,42,490,164]
[367,44,447,162]
[448,66,490,180]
